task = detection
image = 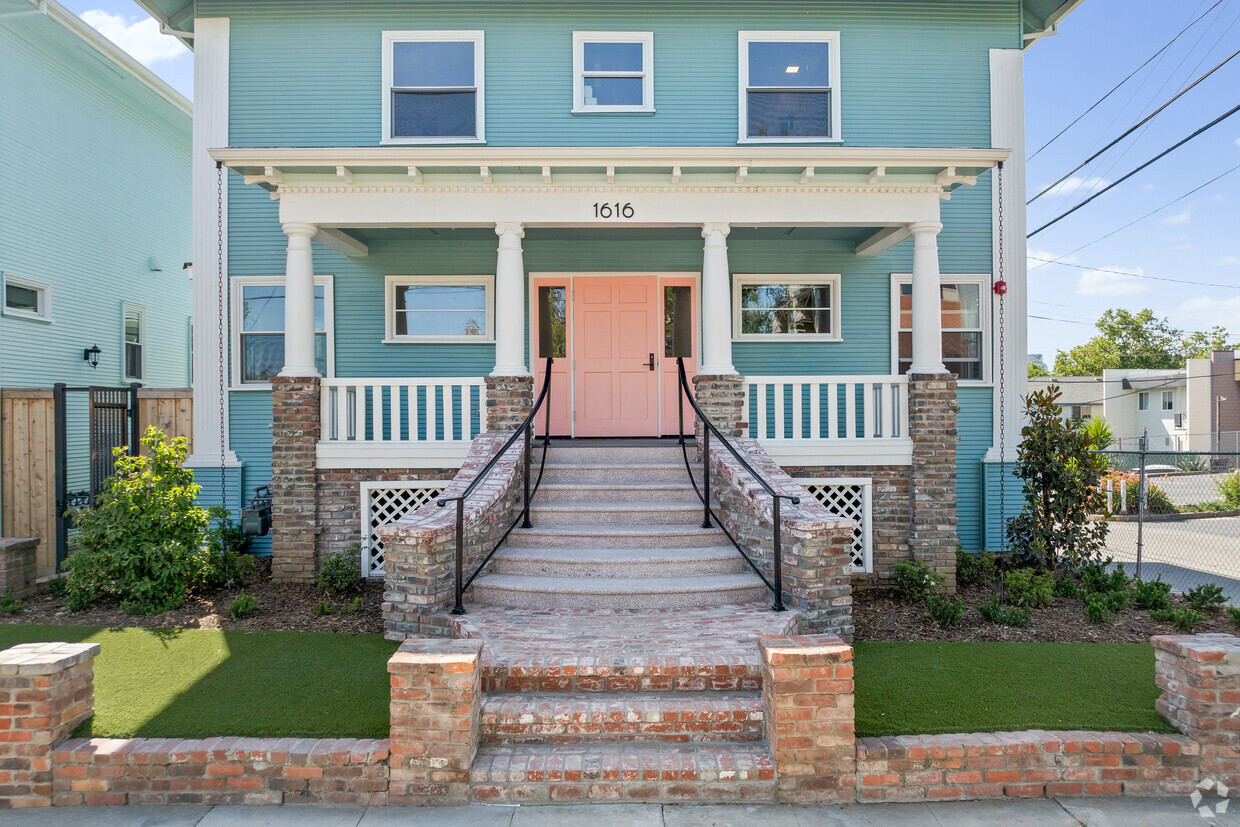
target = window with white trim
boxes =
[2,273,51,321]
[382,31,484,144]
[232,276,333,387]
[123,304,145,381]
[893,276,988,381]
[572,32,654,113]
[1162,390,1175,411]
[1137,392,1150,411]
[385,276,494,343]
[739,31,841,143]
[733,275,841,341]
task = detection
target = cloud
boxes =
[80,10,188,66]
[1175,296,1240,331]
[1216,256,1240,266]
[1161,208,1192,226]
[1040,176,1110,198]
[1027,247,1077,273]
[1077,265,1151,297]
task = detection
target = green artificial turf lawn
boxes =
[854,641,1176,737]
[0,625,399,739]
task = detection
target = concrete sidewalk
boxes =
[0,798,1235,827]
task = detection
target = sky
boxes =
[61,0,1240,370]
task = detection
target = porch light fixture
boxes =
[83,344,101,369]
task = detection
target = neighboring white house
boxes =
[1028,376,1102,422]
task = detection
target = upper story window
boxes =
[739,31,841,143]
[232,276,333,388]
[1138,392,1150,411]
[1162,390,1175,411]
[893,276,988,382]
[733,275,842,342]
[572,32,654,113]
[385,276,495,343]
[123,304,145,381]
[3,273,51,322]
[382,31,485,144]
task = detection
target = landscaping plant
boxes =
[314,599,334,616]
[229,593,258,619]
[342,596,363,615]
[0,590,22,616]
[1134,577,1172,611]
[1083,594,1114,624]
[1229,606,1240,627]
[1152,607,1206,632]
[925,595,964,628]
[1079,561,1129,596]
[1003,568,1054,610]
[894,559,943,602]
[955,547,998,587]
[1185,583,1227,613]
[1099,469,1175,514]
[64,429,251,615]
[1218,471,1240,509]
[1006,387,1110,572]
[978,597,1031,628]
[1081,417,1113,451]
[316,549,361,595]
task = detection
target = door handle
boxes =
[646,353,655,371]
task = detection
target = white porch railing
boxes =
[744,375,912,464]
[317,378,486,467]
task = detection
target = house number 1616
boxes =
[593,202,635,219]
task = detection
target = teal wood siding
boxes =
[956,386,993,553]
[981,460,1023,551]
[205,0,1020,149]
[0,14,191,390]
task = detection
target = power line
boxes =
[1028,102,1240,237]
[1028,0,1228,162]
[1027,46,1240,205]
[1027,256,1240,290]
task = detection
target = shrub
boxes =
[1082,417,1113,451]
[42,577,68,597]
[1229,606,1240,627]
[1104,589,1131,612]
[1185,583,1227,613]
[1177,453,1208,473]
[1099,470,1174,514]
[925,595,963,628]
[1218,472,1240,509]
[956,548,998,587]
[894,559,943,602]
[0,590,22,616]
[978,597,1031,628]
[1134,577,1172,611]
[341,596,363,615]
[1007,387,1110,572]
[1152,607,1206,632]
[316,550,361,595]
[1079,561,1129,595]
[1083,594,1113,624]
[229,593,258,619]
[1054,575,1081,599]
[1003,568,1054,610]
[314,600,333,616]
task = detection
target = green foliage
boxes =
[1081,417,1113,451]
[894,560,944,602]
[229,593,258,619]
[925,595,964,628]
[1185,583,1227,613]
[315,550,361,595]
[341,596,363,616]
[1080,561,1129,595]
[314,600,333,617]
[1104,589,1132,612]
[1052,308,1235,375]
[1229,606,1240,627]
[978,597,1031,628]
[1134,577,1172,611]
[1003,568,1054,610]
[1083,594,1114,624]
[956,548,998,587]
[1054,575,1081,599]
[1027,361,1051,378]
[1007,387,1110,572]
[62,428,250,615]
[0,590,23,615]
[1217,472,1240,509]
[1176,453,1209,473]
[1100,470,1174,514]
[1152,607,1206,632]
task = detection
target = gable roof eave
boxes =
[1022,0,1088,49]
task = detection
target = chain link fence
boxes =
[1096,444,1240,600]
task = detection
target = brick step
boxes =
[540,461,689,484]
[536,481,699,504]
[504,524,730,550]
[469,742,776,804]
[470,573,768,610]
[490,546,745,578]
[529,501,705,526]
[480,692,764,745]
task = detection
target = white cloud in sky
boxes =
[81,10,188,66]
[1216,256,1240,266]
[1077,265,1151,297]
[1175,296,1240,331]
[1040,176,1110,198]
[1161,208,1192,226]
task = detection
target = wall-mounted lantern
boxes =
[83,344,101,369]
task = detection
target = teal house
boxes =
[134,0,1080,593]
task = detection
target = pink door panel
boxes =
[573,276,661,437]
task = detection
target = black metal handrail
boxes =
[676,357,797,612]
[437,357,554,614]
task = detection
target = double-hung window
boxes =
[1162,390,1175,411]
[733,275,841,341]
[3,273,51,321]
[893,276,987,381]
[382,31,484,144]
[232,276,333,387]
[572,32,654,113]
[1138,392,1150,411]
[123,304,145,381]
[739,31,841,143]
[385,276,495,343]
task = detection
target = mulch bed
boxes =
[855,581,1236,643]
[0,558,385,635]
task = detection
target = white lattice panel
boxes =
[360,482,447,576]
[800,478,872,573]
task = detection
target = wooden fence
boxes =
[1,388,192,574]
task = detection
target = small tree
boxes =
[1006,387,1110,572]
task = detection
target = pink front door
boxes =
[573,277,662,437]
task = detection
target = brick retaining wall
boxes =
[0,537,39,599]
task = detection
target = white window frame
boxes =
[890,274,990,384]
[381,30,485,145]
[732,274,842,342]
[1137,391,1150,411]
[2,273,52,322]
[1161,390,1175,411]
[738,30,842,144]
[122,303,145,382]
[231,275,335,390]
[384,275,496,344]
[572,31,655,114]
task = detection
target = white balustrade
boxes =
[744,375,909,442]
[319,378,487,445]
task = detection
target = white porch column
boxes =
[278,222,319,377]
[492,222,529,377]
[908,221,946,375]
[700,223,736,375]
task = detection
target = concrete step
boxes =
[480,691,764,745]
[469,742,776,803]
[546,443,689,463]
[470,573,768,609]
[536,481,700,504]
[529,501,705,526]
[504,524,730,550]
[540,461,691,484]
[490,546,745,578]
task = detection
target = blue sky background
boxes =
[64,0,1240,367]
